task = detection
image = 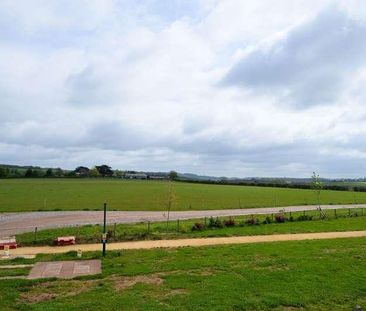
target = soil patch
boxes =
[20,279,97,303]
[111,274,164,290]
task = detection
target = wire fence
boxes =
[2,207,365,247]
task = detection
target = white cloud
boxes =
[1,0,366,178]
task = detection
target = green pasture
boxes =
[1,237,366,310]
[1,178,366,212]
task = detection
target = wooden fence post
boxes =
[147,221,151,233]
[34,227,38,242]
[114,223,117,237]
[177,219,180,232]
[334,209,337,219]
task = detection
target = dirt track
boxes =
[8,230,366,255]
[1,204,365,236]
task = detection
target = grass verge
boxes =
[1,237,366,310]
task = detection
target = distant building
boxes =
[147,172,169,180]
[148,175,166,180]
[124,173,148,179]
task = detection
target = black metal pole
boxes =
[102,202,107,257]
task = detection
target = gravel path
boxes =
[8,230,366,255]
[1,204,365,236]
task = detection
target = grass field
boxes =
[1,178,366,212]
[16,208,366,246]
[1,237,366,310]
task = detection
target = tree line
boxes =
[0,165,177,180]
[176,178,366,192]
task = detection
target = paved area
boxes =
[27,260,101,279]
[7,230,366,255]
[1,204,365,236]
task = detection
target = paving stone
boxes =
[28,260,101,279]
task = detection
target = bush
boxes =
[297,215,313,221]
[263,216,272,224]
[224,218,235,227]
[208,217,223,228]
[246,218,259,225]
[192,222,205,231]
[238,220,246,227]
[275,214,286,223]
[107,230,114,238]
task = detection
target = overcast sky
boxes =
[1,0,366,178]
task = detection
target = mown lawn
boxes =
[1,178,366,212]
[16,208,366,246]
[1,237,366,310]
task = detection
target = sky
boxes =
[1,0,366,178]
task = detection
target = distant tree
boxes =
[10,168,21,177]
[0,167,6,178]
[90,167,101,177]
[25,168,33,177]
[96,165,113,177]
[169,170,178,180]
[65,171,76,177]
[32,169,40,177]
[54,168,63,177]
[45,168,53,177]
[74,166,90,177]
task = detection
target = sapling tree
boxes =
[165,181,177,234]
[311,172,322,208]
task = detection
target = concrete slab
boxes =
[27,260,101,279]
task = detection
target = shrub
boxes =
[238,220,246,227]
[192,222,205,231]
[297,215,313,221]
[246,218,259,225]
[289,216,294,222]
[275,214,286,223]
[263,216,272,224]
[180,225,188,233]
[107,230,114,238]
[224,218,235,227]
[208,217,223,228]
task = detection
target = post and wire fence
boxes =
[2,206,366,247]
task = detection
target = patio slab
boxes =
[27,260,101,279]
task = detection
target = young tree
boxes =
[165,181,177,234]
[311,172,322,208]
